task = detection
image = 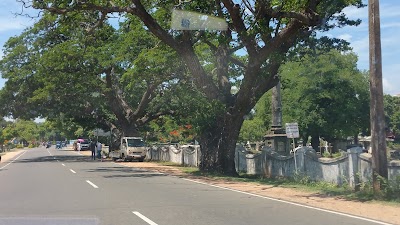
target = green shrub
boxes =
[322,151,343,158]
[385,175,400,201]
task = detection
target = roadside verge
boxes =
[0,149,26,163]
[117,161,400,225]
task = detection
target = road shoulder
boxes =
[118,161,400,225]
[0,149,25,163]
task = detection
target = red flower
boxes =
[169,130,180,137]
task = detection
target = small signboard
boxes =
[171,9,228,30]
[285,123,299,138]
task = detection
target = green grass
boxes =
[155,161,200,173]
[157,161,183,167]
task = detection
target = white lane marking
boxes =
[86,180,99,189]
[0,151,27,170]
[61,163,66,167]
[132,211,158,225]
[47,149,53,156]
[70,169,76,174]
[181,178,392,225]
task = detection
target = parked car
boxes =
[79,139,90,150]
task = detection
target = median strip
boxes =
[132,211,158,225]
[86,180,98,189]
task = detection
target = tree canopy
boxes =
[384,94,400,137]
[2,0,365,174]
[0,12,198,142]
[280,50,370,150]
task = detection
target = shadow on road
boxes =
[14,155,92,163]
[84,166,166,179]
[12,153,166,179]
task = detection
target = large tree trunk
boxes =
[199,111,245,176]
[119,122,140,137]
[311,135,320,152]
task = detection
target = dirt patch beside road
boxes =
[118,161,400,225]
[0,149,25,163]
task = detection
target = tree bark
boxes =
[199,111,245,176]
[311,135,320,152]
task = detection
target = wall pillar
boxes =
[347,147,363,190]
[294,147,306,174]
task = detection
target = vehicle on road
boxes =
[109,137,147,162]
[56,141,62,149]
[78,139,90,150]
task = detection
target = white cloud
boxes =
[380,3,400,18]
[337,33,352,42]
[350,36,369,69]
[0,18,27,32]
[342,5,367,20]
[342,1,400,21]
[383,78,396,95]
[381,22,400,29]
[383,63,400,95]
[0,0,38,32]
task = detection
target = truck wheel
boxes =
[121,154,127,162]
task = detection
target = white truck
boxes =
[109,137,147,162]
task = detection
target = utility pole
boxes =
[369,0,388,192]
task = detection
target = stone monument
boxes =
[264,81,290,154]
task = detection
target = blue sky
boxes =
[1,0,399,95]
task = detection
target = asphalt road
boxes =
[0,147,392,225]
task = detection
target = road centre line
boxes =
[86,180,99,189]
[70,169,76,174]
[61,163,66,166]
[132,211,158,225]
[181,178,392,225]
[47,149,53,156]
[0,151,27,170]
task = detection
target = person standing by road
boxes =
[90,140,97,160]
[77,141,81,152]
[73,141,77,151]
[96,141,102,160]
